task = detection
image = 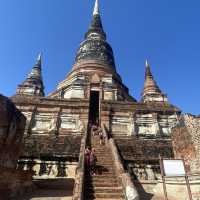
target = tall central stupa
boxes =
[48,0,135,107]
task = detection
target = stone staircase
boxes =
[84,134,124,200]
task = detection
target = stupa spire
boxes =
[74,0,116,69]
[93,0,99,15]
[84,0,105,40]
[145,59,154,79]
[145,59,149,68]
[142,60,168,103]
[36,53,42,66]
[16,53,45,97]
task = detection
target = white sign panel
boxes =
[163,159,186,176]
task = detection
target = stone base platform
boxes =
[22,189,72,200]
[21,178,74,200]
[135,175,200,200]
[154,176,200,200]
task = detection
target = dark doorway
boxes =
[89,91,99,125]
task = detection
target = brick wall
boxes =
[172,114,200,172]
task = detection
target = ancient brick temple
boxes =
[6,0,200,200]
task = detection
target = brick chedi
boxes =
[142,60,168,103]
[48,0,134,102]
[16,54,44,97]
[6,0,200,200]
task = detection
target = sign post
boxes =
[159,156,168,200]
[182,158,193,200]
[160,157,193,200]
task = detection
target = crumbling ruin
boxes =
[0,95,32,200]
[172,114,200,172]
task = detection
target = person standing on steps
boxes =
[84,146,91,173]
[90,148,97,176]
[91,124,98,136]
[99,128,103,145]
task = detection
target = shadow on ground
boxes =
[135,181,154,200]
[21,179,74,200]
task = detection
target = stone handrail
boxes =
[102,124,139,200]
[72,127,88,200]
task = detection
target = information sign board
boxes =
[163,159,186,176]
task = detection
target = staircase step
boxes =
[90,176,118,181]
[96,163,114,166]
[87,199,123,200]
[86,174,117,179]
[86,182,119,187]
[86,179,118,184]
[85,192,123,199]
[86,186,123,193]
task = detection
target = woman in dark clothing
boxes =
[85,147,91,173]
[90,148,97,175]
[99,129,103,145]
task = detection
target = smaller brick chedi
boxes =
[142,60,168,103]
[16,54,44,97]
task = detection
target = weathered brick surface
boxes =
[0,94,33,199]
[22,135,82,159]
[115,136,173,181]
[0,94,26,168]
[115,136,173,161]
[172,114,200,172]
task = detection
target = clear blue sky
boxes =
[0,0,200,114]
